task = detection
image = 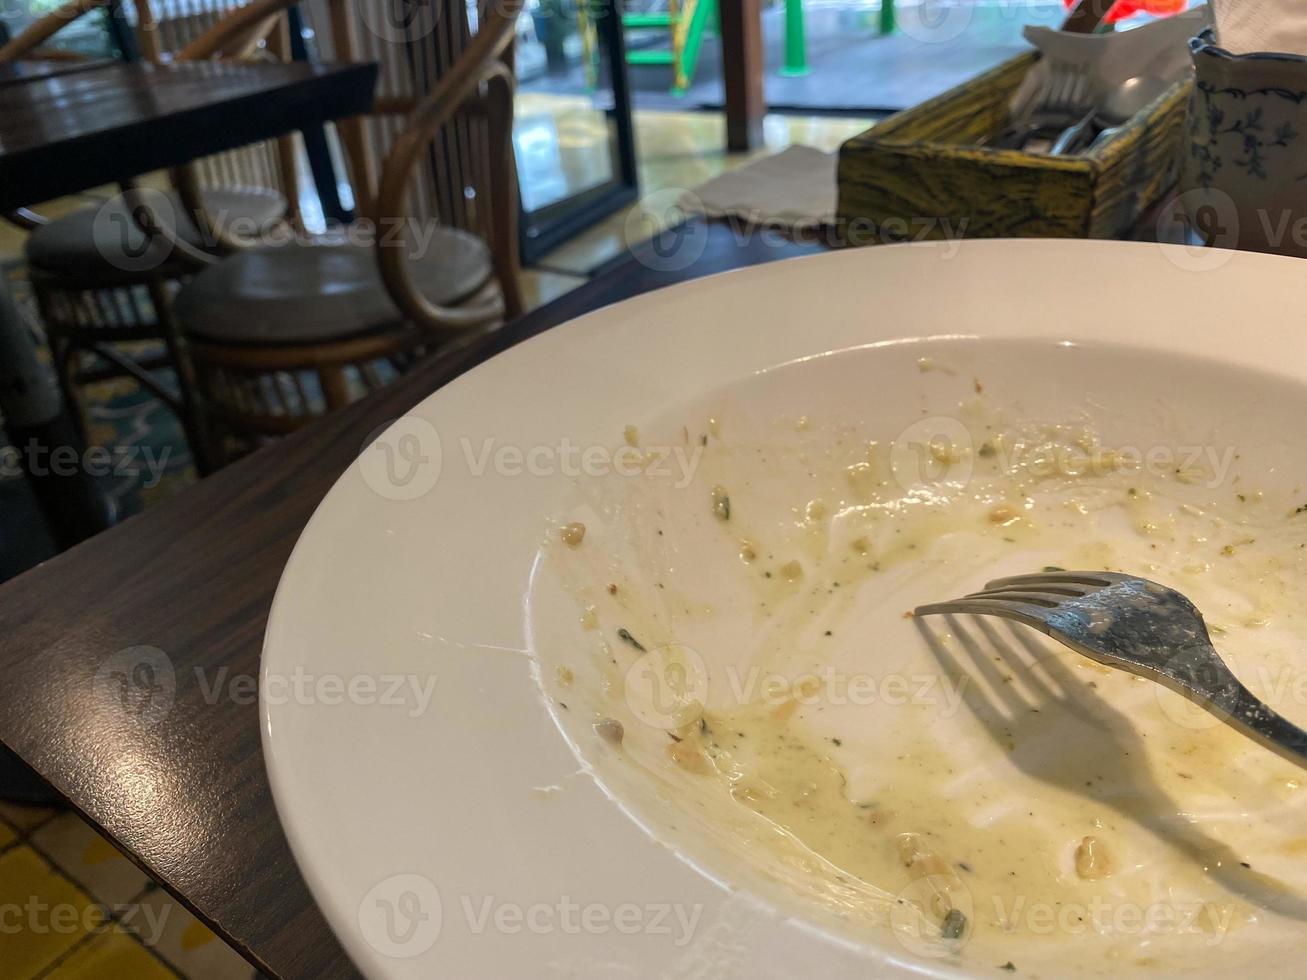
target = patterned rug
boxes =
[2,263,197,526]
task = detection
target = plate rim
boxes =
[260,239,1307,978]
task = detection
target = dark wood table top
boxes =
[0,58,116,87]
[0,59,379,211]
[0,220,823,979]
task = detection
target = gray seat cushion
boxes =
[26,188,287,278]
[174,226,493,345]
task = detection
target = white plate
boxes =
[262,240,1307,978]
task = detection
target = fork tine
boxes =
[1076,68,1095,111]
[961,591,1061,607]
[984,572,1114,590]
[1063,69,1081,111]
[1047,66,1067,111]
[973,583,1092,598]
[913,597,1059,627]
[1060,69,1077,110]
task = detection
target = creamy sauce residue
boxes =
[532,394,1307,975]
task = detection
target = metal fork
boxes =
[994,61,1094,151]
[915,571,1307,770]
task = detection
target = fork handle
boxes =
[1138,643,1307,770]
[1219,684,1307,770]
[1050,112,1096,156]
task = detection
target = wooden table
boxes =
[0,59,378,211]
[0,58,115,87]
[0,57,381,975]
[0,220,822,979]
[0,54,379,540]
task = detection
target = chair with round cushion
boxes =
[171,0,525,463]
[1,0,302,472]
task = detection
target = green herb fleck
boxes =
[712,486,731,521]
[978,442,996,458]
[617,628,646,652]
[999,963,1016,972]
[941,908,967,940]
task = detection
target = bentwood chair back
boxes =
[0,0,302,473]
[135,0,302,237]
[300,0,498,245]
[169,0,524,462]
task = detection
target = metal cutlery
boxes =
[915,571,1307,770]
[994,60,1095,151]
[1049,75,1172,156]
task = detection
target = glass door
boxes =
[513,0,639,263]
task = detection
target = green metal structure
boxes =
[879,0,896,35]
[620,0,717,96]
[781,0,807,76]
[783,0,895,80]
[598,0,898,98]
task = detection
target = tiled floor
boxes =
[527,101,874,276]
[2,103,871,286]
[0,801,258,979]
[0,102,870,980]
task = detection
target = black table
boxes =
[0,58,115,87]
[0,54,383,977]
[0,219,822,978]
[0,57,381,550]
[0,59,378,211]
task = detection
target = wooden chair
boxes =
[167,0,525,462]
[0,0,299,472]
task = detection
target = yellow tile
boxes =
[0,801,58,833]
[0,846,103,980]
[521,268,585,312]
[526,101,874,275]
[535,210,631,274]
[133,891,257,980]
[33,813,150,908]
[47,927,177,980]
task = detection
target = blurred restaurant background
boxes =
[0,0,1205,583]
[0,0,1241,976]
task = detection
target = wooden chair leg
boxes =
[319,364,352,411]
[51,338,90,444]
[148,278,216,476]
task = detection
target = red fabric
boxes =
[1062,0,1187,24]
